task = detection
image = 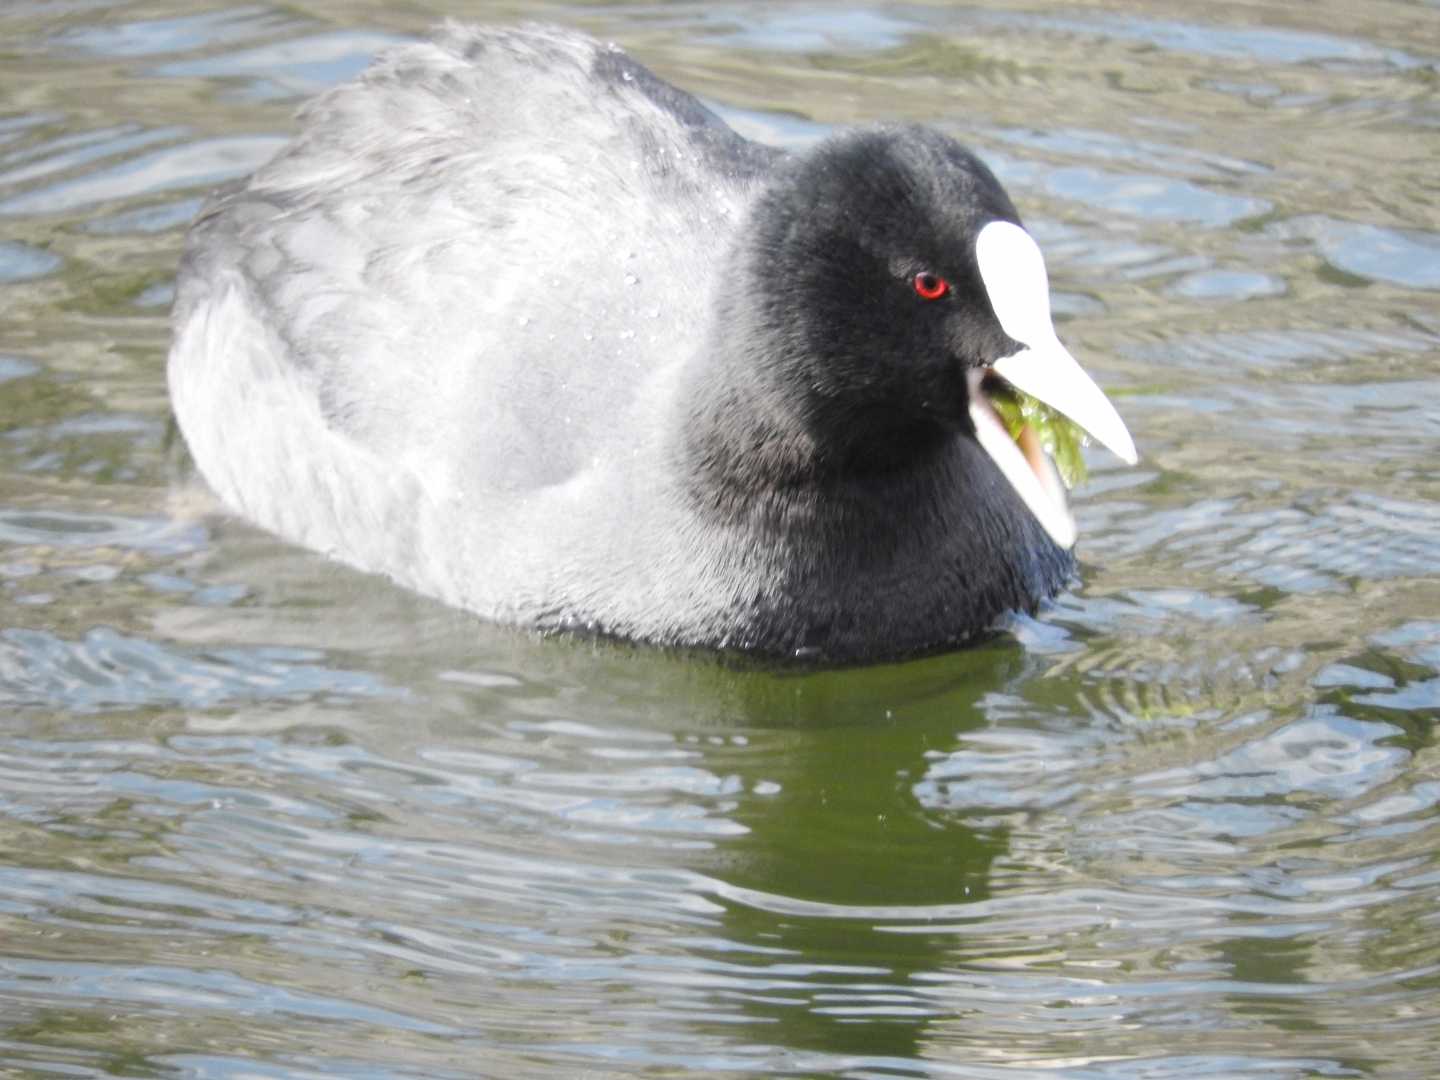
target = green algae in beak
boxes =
[985,379,1090,490]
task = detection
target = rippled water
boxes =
[3,1,1439,1076]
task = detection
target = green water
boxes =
[2,1,1439,1076]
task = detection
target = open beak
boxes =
[970,220,1138,549]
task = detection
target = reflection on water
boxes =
[2,0,1438,1076]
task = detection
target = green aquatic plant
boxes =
[986,380,1090,489]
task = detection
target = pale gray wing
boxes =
[175,24,779,497]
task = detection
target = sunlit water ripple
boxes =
[1,1,1437,1076]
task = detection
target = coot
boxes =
[168,23,1136,663]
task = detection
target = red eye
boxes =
[913,272,949,300]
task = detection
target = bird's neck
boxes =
[667,328,1075,662]
[677,295,951,510]
[678,383,952,528]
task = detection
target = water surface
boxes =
[2,1,1439,1076]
